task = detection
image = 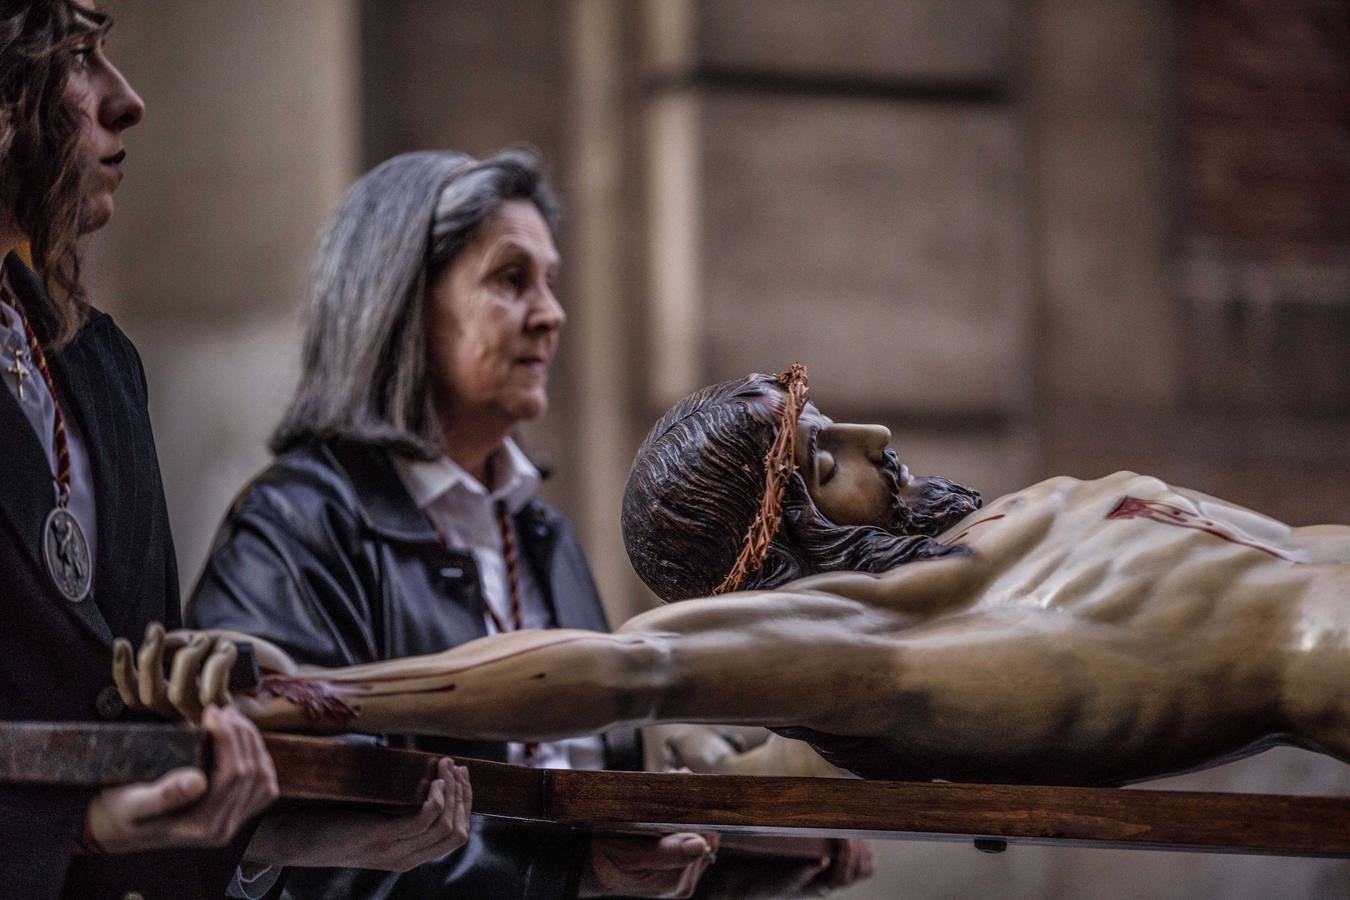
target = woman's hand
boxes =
[812,839,874,894]
[580,832,720,898]
[83,704,279,853]
[683,837,875,899]
[246,758,472,871]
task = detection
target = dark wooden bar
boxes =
[540,766,1350,857]
[2,724,1347,857]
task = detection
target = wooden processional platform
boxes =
[2,723,1347,858]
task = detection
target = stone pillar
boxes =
[86,0,360,596]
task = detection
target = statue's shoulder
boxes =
[1014,471,1170,506]
[962,472,1174,544]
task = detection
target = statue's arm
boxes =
[117,589,894,742]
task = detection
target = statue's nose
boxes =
[832,423,892,461]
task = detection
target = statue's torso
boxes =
[779,472,1350,784]
[931,471,1350,629]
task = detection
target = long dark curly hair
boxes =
[622,374,973,602]
[0,0,110,345]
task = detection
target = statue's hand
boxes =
[649,723,768,773]
[651,724,848,778]
[112,622,298,722]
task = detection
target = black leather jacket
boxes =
[186,439,641,899]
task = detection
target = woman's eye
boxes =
[816,450,836,486]
[70,47,93,69]
[499,268,527,292]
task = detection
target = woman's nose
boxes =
[526,287,565,332]
[101,62,145,133]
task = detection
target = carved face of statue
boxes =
[794,406,895,528]
[793,404,980,536]
[426,199,565,433]
[622,374,982,603]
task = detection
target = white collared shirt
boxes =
[392,440,605,771]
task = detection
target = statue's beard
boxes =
[882,451,983,537]
[744,462,982,591]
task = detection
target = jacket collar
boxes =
[325,440,441,543]
[325,438,560,552]
[392,438,541,517]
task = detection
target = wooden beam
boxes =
[538,767,1350,857]
[2,724,1346,857]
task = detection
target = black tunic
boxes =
[0,253,248,900]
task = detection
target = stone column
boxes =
[85,0,360,596]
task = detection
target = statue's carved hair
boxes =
[0,1,111,345]
[623,374,964,602]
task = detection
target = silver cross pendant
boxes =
[6,341,31,401]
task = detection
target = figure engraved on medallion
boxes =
[42,506,91,602]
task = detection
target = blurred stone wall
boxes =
[1181,0,1350,426]
[82,1,1348,897]
[85,0,359,597]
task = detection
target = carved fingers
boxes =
[198,638,236,707]
[167,634,214,720]
[112,622,177,718]
[112,635,138,710]
[166,626,300,677]
[113,623,239,723]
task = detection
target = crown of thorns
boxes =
[713,362,810,595]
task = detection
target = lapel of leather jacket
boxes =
[327,441,490,638]
[326,440,443,544]
[513,502,566,623]
[0,254,113,645]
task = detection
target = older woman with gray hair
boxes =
[185,150,719,899]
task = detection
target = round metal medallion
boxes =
[42,505,91,602]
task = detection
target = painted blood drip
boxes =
[946,513,1006,545]
[1105,496,1293,561]
[252,673,360,725]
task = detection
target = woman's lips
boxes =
[514,357,548,374]
[100,149,126,172]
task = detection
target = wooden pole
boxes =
[2,724,1346,857]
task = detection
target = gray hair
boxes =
[271,148,560,458]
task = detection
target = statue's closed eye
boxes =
[816,450,836,485]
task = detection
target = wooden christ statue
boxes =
[117,366,1350,787]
